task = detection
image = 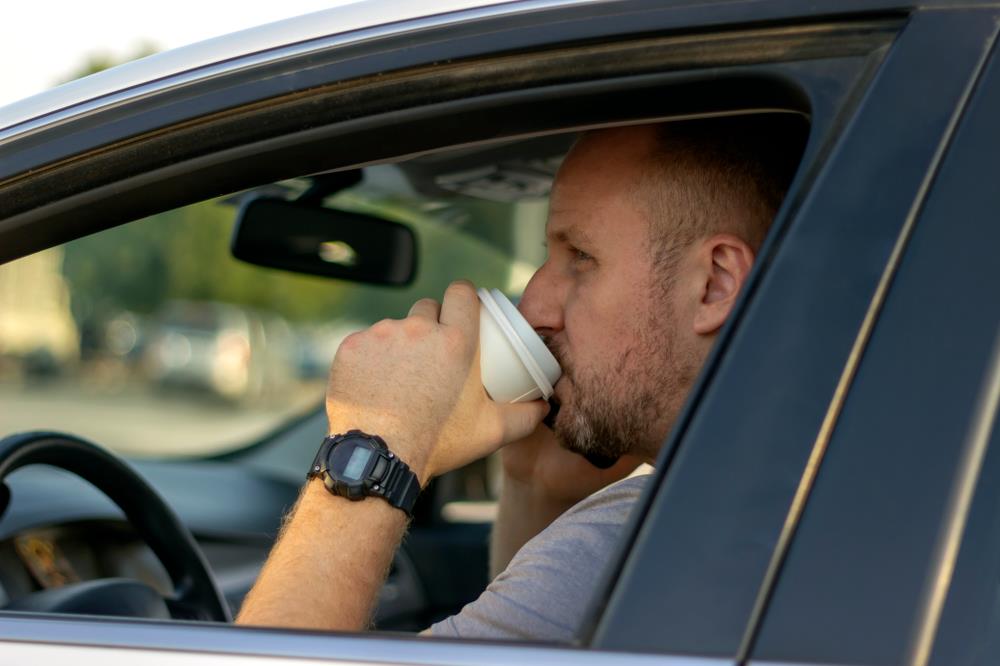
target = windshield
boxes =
[0,165,548,458]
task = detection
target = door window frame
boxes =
[0,2,938,661]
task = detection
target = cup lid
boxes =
[478,288,561,399]
[489,289,561,383]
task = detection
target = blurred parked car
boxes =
[145,301,297,403]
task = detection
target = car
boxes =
[144,300,297,404]
[1,0,999,664]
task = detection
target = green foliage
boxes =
[62,215,170,322]
[60,193,527,326]
[63,200,350,323]
[157,201,352,320]
[59,41,159,83]
[54,39,532,328]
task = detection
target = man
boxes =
[236,116,806,639]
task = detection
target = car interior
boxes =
[0,116,811,630]
[0,7,858,635]
[0,134,561,626]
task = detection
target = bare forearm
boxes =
[238,282,546,629]
[489,473,575,579]
[237,481,407,631]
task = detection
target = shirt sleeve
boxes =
[426,475,647,642]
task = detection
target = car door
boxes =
[592,5,1000,662]
[741,21,1000,666]
[0,1,994,665]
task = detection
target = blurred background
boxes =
[0,2,550,460]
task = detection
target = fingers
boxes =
[439,280,479,336]
[408,298,441,321]
[497,399,550,445]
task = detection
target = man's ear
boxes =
[692,234,755,336]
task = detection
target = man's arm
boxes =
[236,282,547,631]
[490,426,642,578]
[490,469,574,579]
[238,481,406,630]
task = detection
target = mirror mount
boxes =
[296,171,363,206]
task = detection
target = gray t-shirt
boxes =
[428,474,648,642]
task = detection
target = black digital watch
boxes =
[307,430,420,516]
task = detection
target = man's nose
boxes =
[518,263,564,335]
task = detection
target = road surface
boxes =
[0,379,323,458]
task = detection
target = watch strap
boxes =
[308,436,334,478]
[378,452,420,515]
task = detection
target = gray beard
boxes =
[547,309,690,462]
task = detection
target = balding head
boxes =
[520,114,806,461]
[566,116,808,283]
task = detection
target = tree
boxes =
[56,45,538,329]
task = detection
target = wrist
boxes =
[311,429,424,515]
[301,478,410,527]
[326,416,433,485]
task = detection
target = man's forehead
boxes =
[546,176,639,244]
[546,174,607,243]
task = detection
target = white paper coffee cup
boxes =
[478,288,561,403]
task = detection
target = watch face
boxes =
[343,446,373,481]
[329,439,374,481]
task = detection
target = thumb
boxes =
[497,399,551,444]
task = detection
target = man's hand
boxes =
[326,280,548,483]
[502,425,643,506]
[237,281,549,632]
[490,425,642,577]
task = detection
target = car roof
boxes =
[0,0,592,143]
[1,0,981,146]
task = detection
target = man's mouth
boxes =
[543,395,561,430]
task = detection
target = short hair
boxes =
[636,113,809,278]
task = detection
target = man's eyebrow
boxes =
[545,224,593,246]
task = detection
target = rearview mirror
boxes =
[231,197,417,286]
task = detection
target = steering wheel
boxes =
[0,431,231,622]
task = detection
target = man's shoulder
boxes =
[550,472,648,527]
[427,473,649,641]
[571,472,650,509]
[508,475,648,575]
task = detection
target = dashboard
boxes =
[0,462,295,616]
[0,521,172,605]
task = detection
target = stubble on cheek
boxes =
[543,335,639,459]
[543,300,691,461]
[560,345,646,459]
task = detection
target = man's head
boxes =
[519,115,807,463]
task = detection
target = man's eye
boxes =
[572,247,594,263]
